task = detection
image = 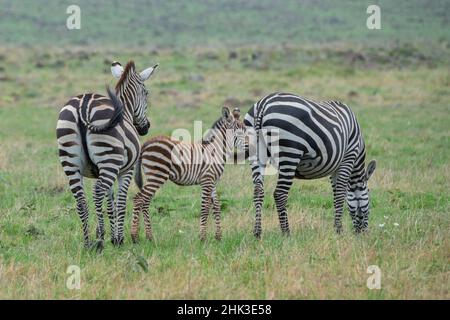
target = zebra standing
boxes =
[132,107,246,242]
[244,92,376,237]
[56,61,158,249]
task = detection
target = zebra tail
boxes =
[89,86,124,133]
[134,156,143,191]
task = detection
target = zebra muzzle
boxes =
[137,122,150,136]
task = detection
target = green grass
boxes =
[0,41,448,299]
[1,0,449,48]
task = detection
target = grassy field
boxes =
[0,41,449,299]
[1,0,449,47]
[0,0,449,300]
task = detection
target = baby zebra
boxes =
[132,107,246,242]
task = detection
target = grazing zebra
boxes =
[56,61,158,249]
[131,107,246,242]
[244,92,376,237]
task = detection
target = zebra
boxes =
[56,60,158,249]
[243,92,376,237]
[131,107,246,242]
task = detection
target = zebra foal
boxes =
[56,61,158,249]
[132,107,246,242]
[244,92,376,237]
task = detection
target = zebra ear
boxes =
[140,64,159,81]
[232,107,241,120]
[366,160,376,181]
[222,106,231,119]
[111,61,124,78]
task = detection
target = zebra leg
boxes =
[331,160,355,234]
[132,188,155,243]
[132,190,155,243]
[92,184,110,251]
[200,180,214,241]
[131,171,168,243]
[330,175,346,233]
[141,196,154,241]
[93,181,106,244]
[251,163,265,238]
[273,166,297,235]
[114,170,133,246]
[92,169,119,250]
[106,188,116,244]
[67,171,91,248]
[131,191,144,243]
[211,187,222,241]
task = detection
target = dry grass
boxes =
[0,45,449,299]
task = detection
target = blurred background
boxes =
[1,0,449,47]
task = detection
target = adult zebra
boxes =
[244,92,376,237]
[56,61,158,249]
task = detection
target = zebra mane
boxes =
[115,60,137,92]
[202,117,225,145]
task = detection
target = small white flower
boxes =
[393,223,399,227]
[178,229,184,234]
[379,223,385,228]
[384,215,389,219]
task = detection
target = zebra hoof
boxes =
[145,235,154,242]
[131,236,139,244]
[354,228,368,235]
[112,238,124,246]
[83,241,93,249]
[253,231,261,239]
[96,230,105,240]
[215,234,222,241]
[90,240,104,252]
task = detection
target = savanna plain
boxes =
[0,0,449,299]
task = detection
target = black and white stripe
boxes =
[56,61,158,249]
[244,92,376,237]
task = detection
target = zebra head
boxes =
[347,160,377,233]
[224,107,247,151]
[111,61,158,136]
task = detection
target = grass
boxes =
[0,41,448,299]
[1,0,449,48]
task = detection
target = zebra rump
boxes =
[82,86,124,133]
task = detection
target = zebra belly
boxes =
[273,122,347,179]
[170,164,204,186]
[170,163,219,186]
[170,178,198,186]
[295,152,343,179]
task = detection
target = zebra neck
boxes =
[204,124,233,160]
[116,89,134,123]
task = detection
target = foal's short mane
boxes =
[115,60,136,91]
[202,117,225,145]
